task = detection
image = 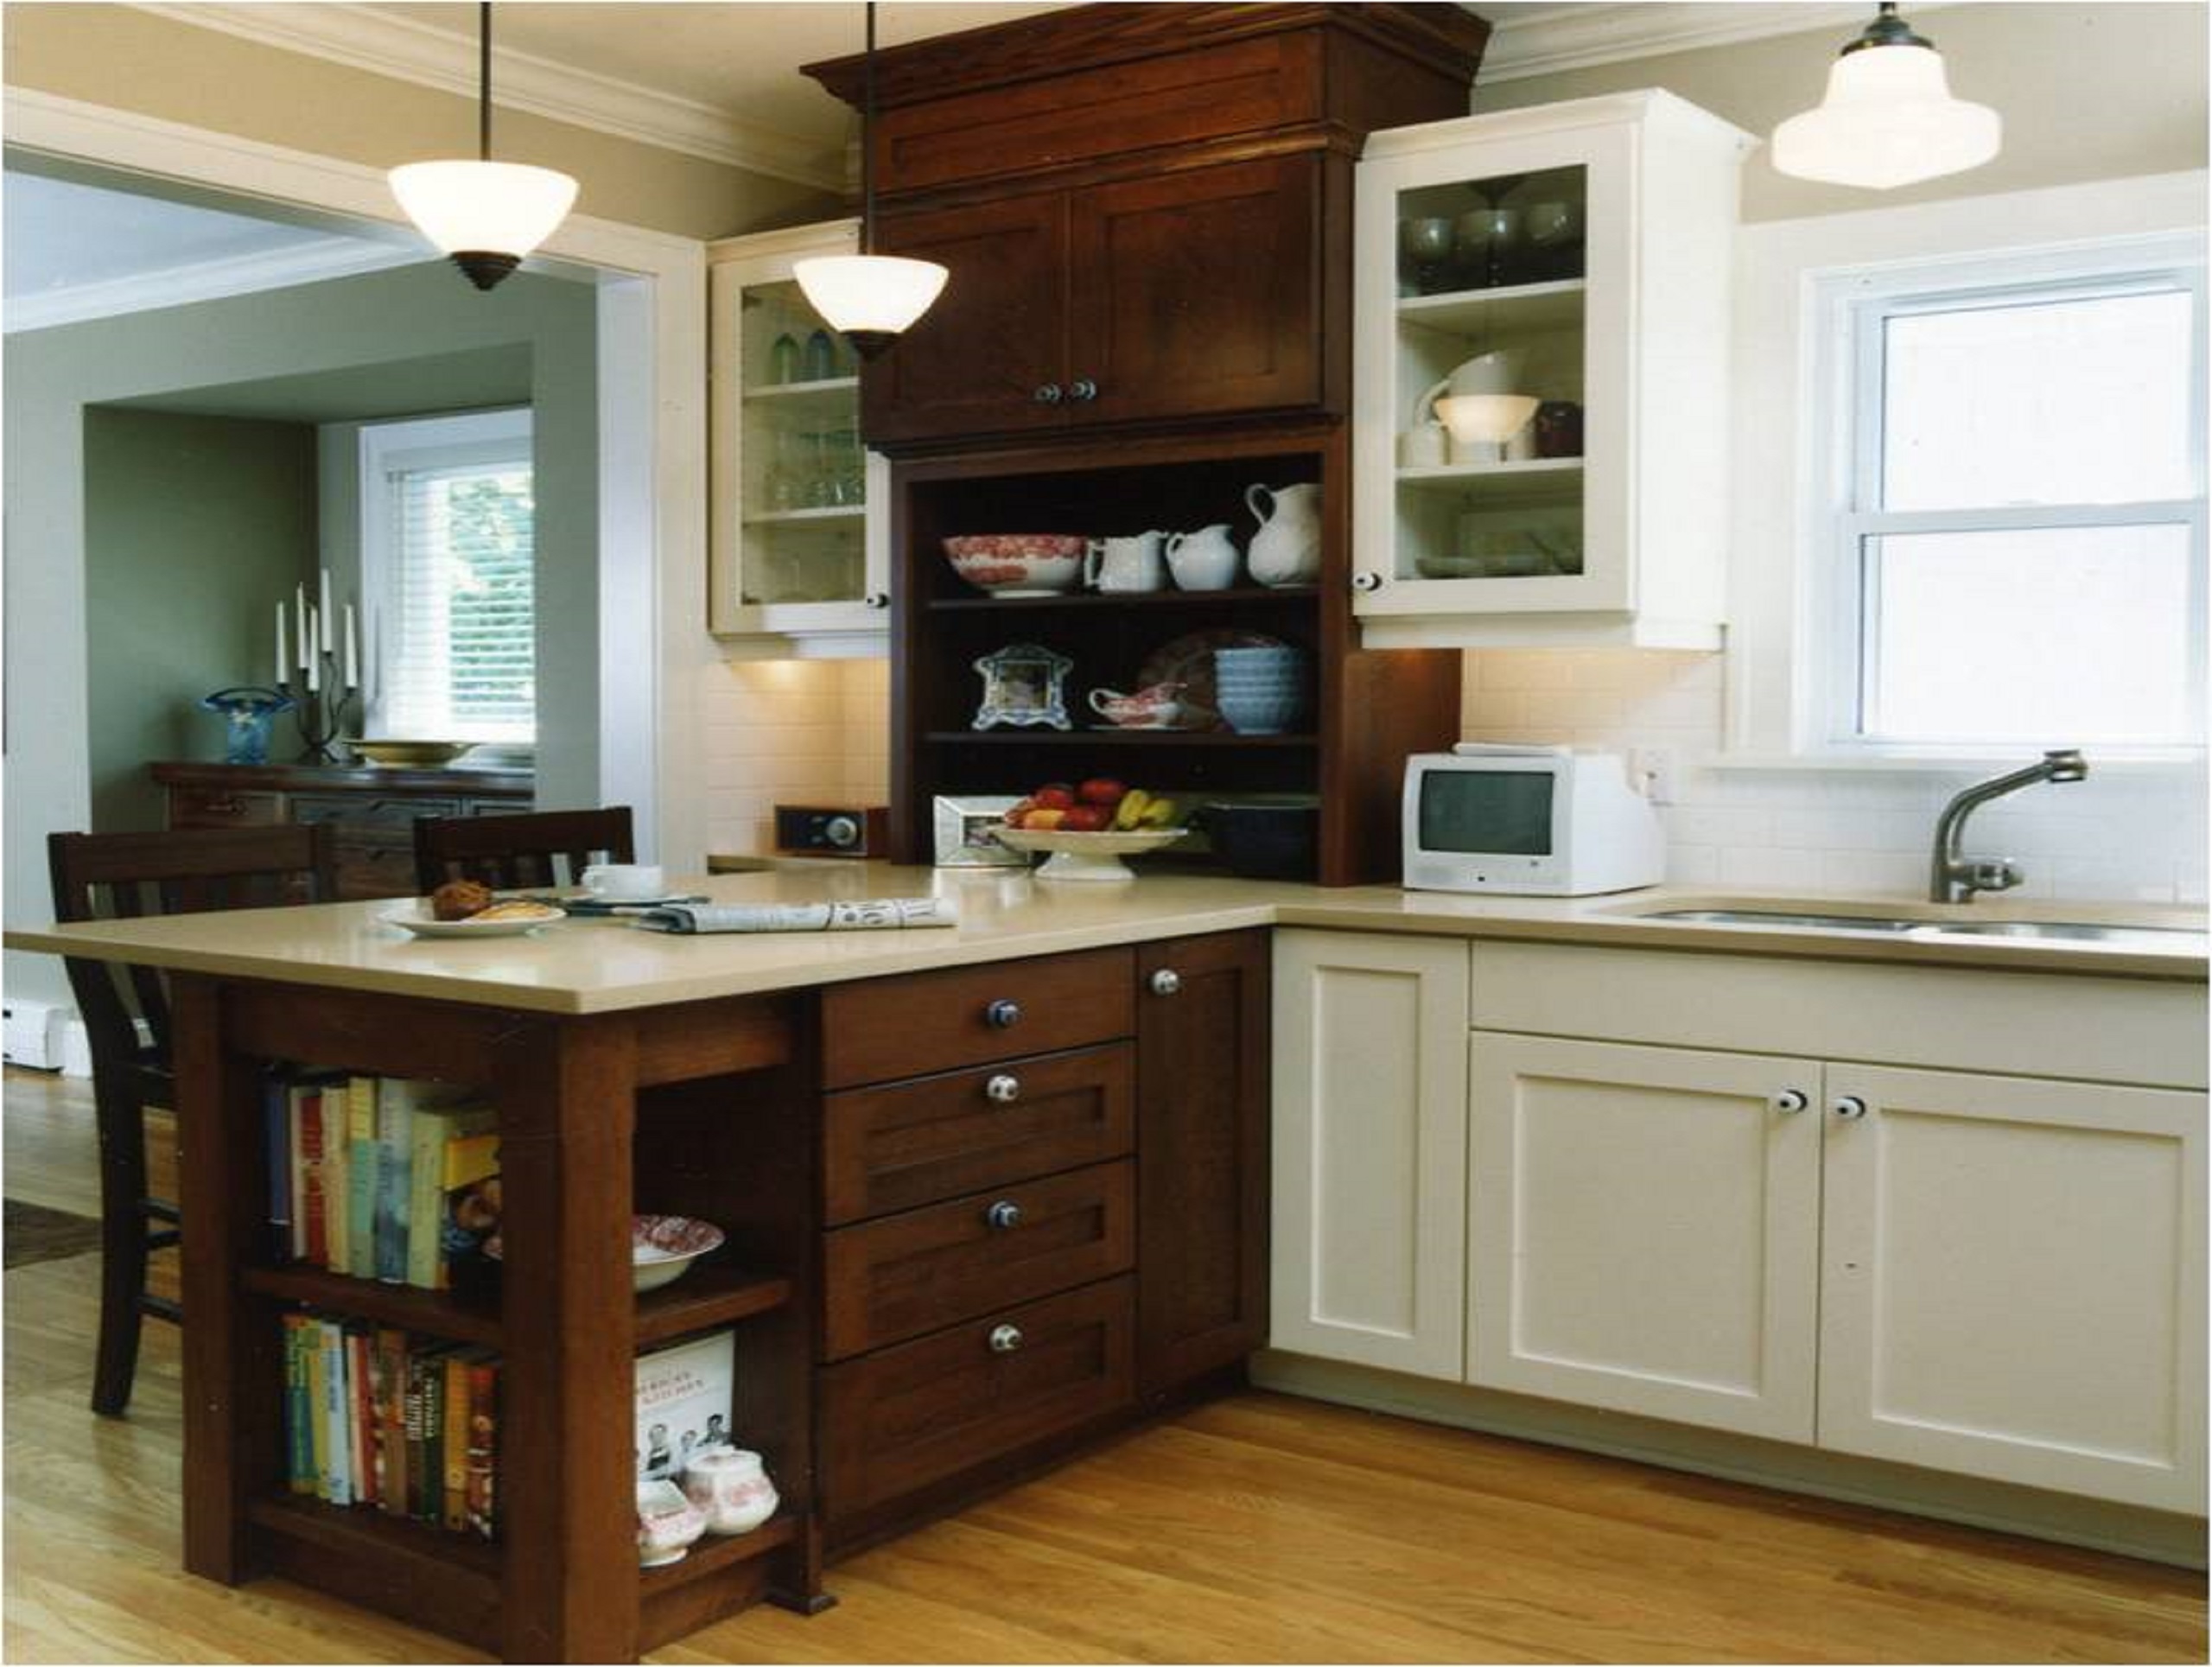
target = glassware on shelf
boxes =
[830,425,866,506]
[1523,198,1586,282]
[804,431,839,509]
[770,331,801,385]
[804,328,839,382]
[1452,206,1523,289]
[762,429,804,512]
[1397,216,1453,296]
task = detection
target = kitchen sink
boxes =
[1632,907,2208,952]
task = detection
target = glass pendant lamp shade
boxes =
[1436,393,1540,446]
[1771,5,2000,189]
[793,254,950,359]
[389,161,579,289]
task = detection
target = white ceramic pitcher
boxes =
[1245,482,1322,587]
[1084,530,1166,593]
[1164,524,1240,590]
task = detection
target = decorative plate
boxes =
[380,901,565,938]
[1135,630,1292,730]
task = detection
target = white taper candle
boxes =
[296,583,308,669]
[276,601,287,685]
[344,604,359,690]
[306,603,320,692]
[320,569,334,652]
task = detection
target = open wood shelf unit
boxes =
[176,977,824,1662]
[925,585,1319,613]
[924,730,1318,749]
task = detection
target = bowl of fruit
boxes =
[995,778,1188,881]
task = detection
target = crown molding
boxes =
[5,237,416,334]
[1480,3,1961,84]
[129,3,846,191]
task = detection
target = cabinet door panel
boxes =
[1135,931,1269,1398]
[1467,1034,1821,1441]
[1820,1066,2207,1511]
[866,191,1068,446]
[1270,930,1467,1379]
[1069,156,1326,426]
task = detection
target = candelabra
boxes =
[281,652,359,765]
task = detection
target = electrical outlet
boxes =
[1630,747,1676,805]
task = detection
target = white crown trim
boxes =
[1481,3,1961,84]
[128,2,847,191]
[5,236,418,333]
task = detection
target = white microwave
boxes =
[1402,746,1664,896]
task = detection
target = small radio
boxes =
[773,804,889,858]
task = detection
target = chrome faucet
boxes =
[1929,748,2088,903]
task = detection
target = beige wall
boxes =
[3,3,839,239]
[1474,2,2209,221]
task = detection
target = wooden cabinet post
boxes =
[1135,930,1271,1397]
[492,1014,641,1664]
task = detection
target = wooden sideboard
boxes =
[150,761,534,900]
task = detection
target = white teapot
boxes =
[1245,482,1321,587]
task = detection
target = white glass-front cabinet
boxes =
[709,220,890,655]
[1352,92,1752,649]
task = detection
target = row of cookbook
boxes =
[280,1316,499,1537]
[265,1071,500,1291]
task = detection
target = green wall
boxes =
[82,408,317,830]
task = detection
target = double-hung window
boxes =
[359,409,536,743]
[1815,237,2206,755]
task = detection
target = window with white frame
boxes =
[1813,239,2206,754]
[359,410,535,742]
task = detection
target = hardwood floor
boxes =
[5,1066,2203,1664]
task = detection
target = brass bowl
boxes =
[348,740,474,768]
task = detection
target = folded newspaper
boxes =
[635,897,956,934]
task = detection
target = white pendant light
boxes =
[388,2,579,289]
[796,2,949,359]
[1771,3,2000,190]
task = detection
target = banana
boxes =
[1141,794,1179,828]
[1113,788,1153,831]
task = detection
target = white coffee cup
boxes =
[582,862,666,901]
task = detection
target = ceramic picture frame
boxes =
[972,642,1074,730]
[932,796,1032,868]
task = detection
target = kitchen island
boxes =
[9,868,2204,1660]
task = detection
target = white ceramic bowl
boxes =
[631,1214,725,1292]
[943,534,1086,596]
[1217,690,1307,735]
[992,825,1189,881]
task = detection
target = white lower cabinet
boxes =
[1466,1034,1822,1442]
[1271,930,2208,1515]
[1818,1066,2205,1513]
[1270,931,1468,1378]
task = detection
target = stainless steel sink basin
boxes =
[1634,908,2207,952]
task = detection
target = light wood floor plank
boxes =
[4,1066,2202,1664]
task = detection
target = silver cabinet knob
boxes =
[984,1199,1023,1231]
[1148,968,1182,997]
[984,998,1021,1029]
[862,591,890,610]
[1833,1096,1869,1121]
[984,1072,1021,1104]
[1033,383,1064,404]
[1351,571,1384,594]
[988,1323,1024,1354]
[1770,1089,1809,1115]
[1069,377,1098,402]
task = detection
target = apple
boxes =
[1060,804,1112,832]
[1033,783,1077,811]
[1024,807,1068,830]
[1077,777,1128,807]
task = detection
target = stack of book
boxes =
[280,1316,499,1539]
[264,1072,501,1291]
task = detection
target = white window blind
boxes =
[359,410,535,742]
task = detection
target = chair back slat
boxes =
[412,807,636,894]
[48,825,338,1070]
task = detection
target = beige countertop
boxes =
[8,864,2204,1015]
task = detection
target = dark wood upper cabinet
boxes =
[810,3,1486,451]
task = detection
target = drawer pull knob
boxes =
[984,998,1022,1029]
[1833,1095,1869,1121]
[863,591,890,610]
[1069,377,1098,402]
[984,1072,1021,1104]
[988,1323,1024,1354]
[1148,968,1182,997]
[1351,570,1385,594]
[1033,383,1064,405]
[1770,1089,1808,1115]
[984,1199,1023,1231]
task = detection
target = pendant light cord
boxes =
[859,1,877,257]
[479,0,493,162]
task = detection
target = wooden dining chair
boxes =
[411,805,637,893]
[47,824,339,1416]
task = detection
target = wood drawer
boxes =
[168,786,284,829]
[291,793,464,839]
[820,1275,1135,1520]
[823,1041,1134,1225]
[820,946,1135,1090]
[824,1160,1135,1360]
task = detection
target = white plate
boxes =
[380,904,565,938]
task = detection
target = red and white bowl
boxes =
[943,534,1086,596]
[632,1214,725,1291]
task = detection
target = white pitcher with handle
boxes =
[1245,482,1322,587]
